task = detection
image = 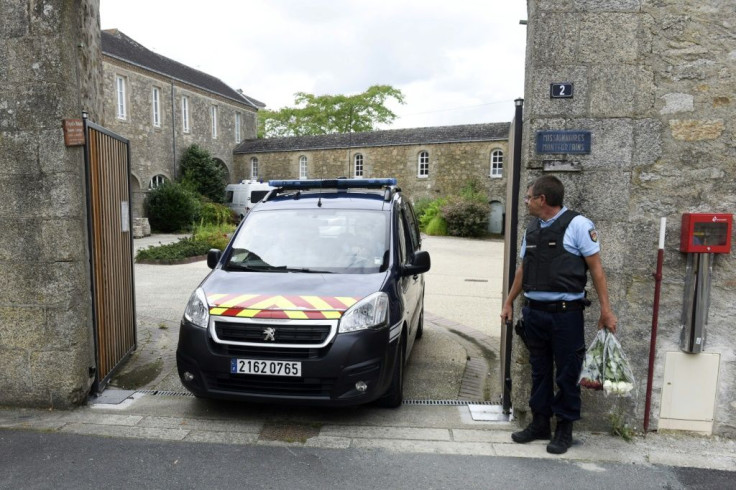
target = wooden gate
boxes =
[84,119,136,393]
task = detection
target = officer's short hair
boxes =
[531,176,564,207]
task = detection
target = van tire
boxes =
[376,334,404,408]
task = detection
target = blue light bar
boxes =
[268,178,397,190]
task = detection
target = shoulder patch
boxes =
[588,228,598,243]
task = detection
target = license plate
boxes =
[230,359,302,377]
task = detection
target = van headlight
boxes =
[339,292,388,333]
[183,288,209,328]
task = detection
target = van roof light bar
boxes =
[268,178,397,190]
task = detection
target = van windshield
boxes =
[227,208,389,274]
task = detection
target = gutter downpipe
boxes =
[644,217,666,433]
[502,98,524,414]
[171,80,177,179]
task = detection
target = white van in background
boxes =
[224,180,274,220]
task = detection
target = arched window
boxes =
[148,174,168,189]
[251,157,259,180]
[299,155,308,179]
[490,149,504,178]
[418,151,429,178]
[354,153,364,178]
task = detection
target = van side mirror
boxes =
[207,249,222,269]
[401,250,431,276]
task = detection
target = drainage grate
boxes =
[402,399,500,406]
[136,390,194,397]
[132,391,501,408]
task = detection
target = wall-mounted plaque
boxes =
[550,83,574,98]
[63,119,85,146]
[536,130,591,154]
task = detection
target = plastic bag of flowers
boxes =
[579,329,635,396]
[578,329,605,390]
[600,329,635,397]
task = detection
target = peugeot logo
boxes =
[263,327,276,342]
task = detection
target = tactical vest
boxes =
[522,210,588,293]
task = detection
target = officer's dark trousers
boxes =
[522,305,586,422]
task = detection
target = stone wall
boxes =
[102,59,258,217]
[515,0,735,436]
[0,0,102,408]
[235,139,510,206]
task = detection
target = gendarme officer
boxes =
[501,175,617,455]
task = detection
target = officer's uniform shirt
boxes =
[520,206,600,302]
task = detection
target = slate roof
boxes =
[101,29,264,109]
[234,122,510,154]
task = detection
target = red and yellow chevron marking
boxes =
[207,294,361,320]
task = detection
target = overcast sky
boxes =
[100,0,528,129]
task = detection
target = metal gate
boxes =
[84,118,136,393]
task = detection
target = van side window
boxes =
[402,203,421,251]
[225,191,234,204]
[397,212,408,265]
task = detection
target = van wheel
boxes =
[376,334,404,408]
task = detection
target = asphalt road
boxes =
[1,429,731,490]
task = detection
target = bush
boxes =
[441,198,490,237]
[135,236,212,262]
[418,197,447,234]
[424,215,448,236]
[199,201,234,226]
[135,223,235,262]
[178,144,227,203]
[193,222,235,251]
[145,181,201,233]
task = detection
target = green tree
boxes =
[178,144,227,203]
[258,85,405,137]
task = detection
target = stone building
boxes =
[234,123,511,232]
[513,0,735,437]
[101,29,264,217]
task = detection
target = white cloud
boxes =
[101,0,527,128]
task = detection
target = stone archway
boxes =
[214,158,231,184]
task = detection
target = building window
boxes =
[418,151,429,178]
[235,113,242,143]
[181,96,190,133]
[211,105,218,139]
[299,155,308,179]
[148,174,168,189]
[152,87,161,127]
[354,154,364,177]
[490,149,504,178]
[116,76,126,120]
[251,157,259,180]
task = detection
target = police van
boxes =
[177,178,430,407]
[224,180,274,220]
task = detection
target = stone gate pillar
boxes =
[0,0,103,408]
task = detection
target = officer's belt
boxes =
[524,299,585,312]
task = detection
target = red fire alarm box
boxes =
[680,213,732,253]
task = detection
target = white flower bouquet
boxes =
[578,329,635,397]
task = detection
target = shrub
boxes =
[441,198,490,237]
[135,236,212,262]
[199,201,234,226]
[178,144,228,203]
[418,197,447,234]
[412,197,434,222]
[424,215,448,236]
[193,222,235,251]
[145,182,201,233]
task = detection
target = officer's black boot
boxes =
[547,419,573,454]
[511,413,551,443]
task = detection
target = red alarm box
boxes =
[680,213,732,253]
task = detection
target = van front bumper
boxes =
[176,319,399,406]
